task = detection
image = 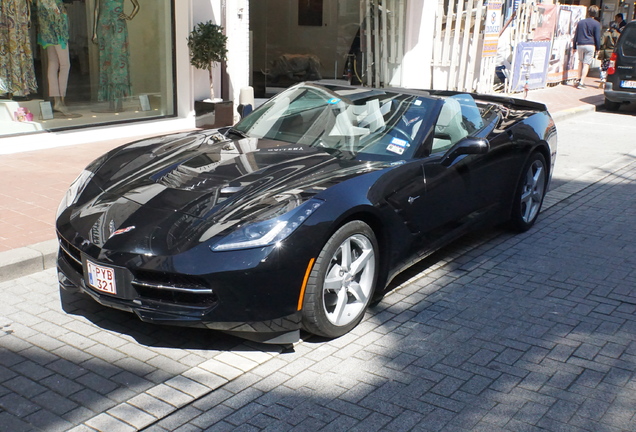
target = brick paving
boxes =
[0,152,634,430]
[521,79,604,117]
[0,270,284,431]
[0,135,165,253]
[137,158,636,432]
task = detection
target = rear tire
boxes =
[510,152,547,232]
[604,97,621,112]
[301,221,379,338]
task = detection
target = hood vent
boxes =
[157,163,225,191]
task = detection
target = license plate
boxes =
[620,80,636,89]
[86,260,117,295]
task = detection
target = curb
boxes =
[0,239,57,283]
[550,102,599,121]
[0,100,605,284]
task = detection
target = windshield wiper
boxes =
[224,127,249,139]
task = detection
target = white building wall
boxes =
[399,0,436,90]
[177,1,199,119]
[224,0,251,123]
[191,0,223,102]
[191,0,250,122]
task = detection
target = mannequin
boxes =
[36,0,71,115]
[92,0,139,112]
[0,0,38,99]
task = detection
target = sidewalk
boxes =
[0,79,605,282]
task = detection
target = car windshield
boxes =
[233,84,437,160]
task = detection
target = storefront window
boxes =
[249,0,405,98]
[0,0,175,137]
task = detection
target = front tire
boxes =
[510,152,547,232]
[301,221,379,338]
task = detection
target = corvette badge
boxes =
[109,225,136,238]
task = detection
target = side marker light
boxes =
[297,258,316,311]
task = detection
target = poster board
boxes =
[547,5,588,83]
[482,1,504,58]
[511,41,551,92]
[533,5,558,41]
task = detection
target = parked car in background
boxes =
[56,82,557,344]
[604,21,636,111]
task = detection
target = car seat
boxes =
[432,98,468,153]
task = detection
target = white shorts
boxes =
[577,45,596,65]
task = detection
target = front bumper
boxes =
[57,239,303,344]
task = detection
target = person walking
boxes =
[572,5,601,89]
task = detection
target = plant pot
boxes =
[195,100,234,128]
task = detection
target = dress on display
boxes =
[0,0,38,96]
[96,0,131,102]
[36,0,69,48]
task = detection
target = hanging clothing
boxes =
[36,0,69,49]
[95,0,131,102]
[0,0,38,96]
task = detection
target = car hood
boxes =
[67,131,386,254]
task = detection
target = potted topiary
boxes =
[187,21,232,126]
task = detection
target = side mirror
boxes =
[237,104,253,118]
[441,137,489,166]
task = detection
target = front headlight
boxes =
[56,155,107,218]
[211,198,323,251]
[56,170,94,218]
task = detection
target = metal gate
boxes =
[360,0,406,87]
[432,0,493,93]
[431,0,537,94]
[358,0,538,94]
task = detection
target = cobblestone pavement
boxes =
[1,152,635,431]
[141,158,636,432]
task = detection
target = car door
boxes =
[424,94,508,220]
[416,150,481,250]
[383,149,478,259]
[385,96,488,254]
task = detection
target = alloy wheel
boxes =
[520,159,546,224]
[322,233,375,326]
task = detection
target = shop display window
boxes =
[0,0,175,137]
[250,0,405,98]
[251,0,361,99]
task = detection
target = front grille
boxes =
[131,270,217,307]
[58,237,83,274]
[57,238,218,308]
[133,286,217,306]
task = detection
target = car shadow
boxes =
[58,287,280,353]
[304,225,504,345]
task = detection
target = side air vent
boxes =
[130,270,218,307]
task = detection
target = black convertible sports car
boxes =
[56,82,557,344]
